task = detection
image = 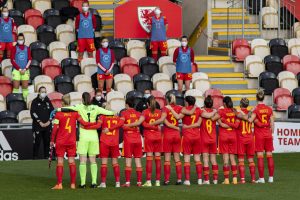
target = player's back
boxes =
[54,111,78,145]
[100,115,123,146]
[200,108,216,143]
[253,103,273,136]
[182,106,201,138]
[162,104,182,133]
[218,107,237,135]
[237,108,253,139]
[142,108,162,137]
[121,108,141,143]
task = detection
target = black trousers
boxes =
[33,129,51,159]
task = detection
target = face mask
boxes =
[95,96,102,101]
[102,42,109,48]
[155,9,161,15]
[181,41,188,47]
[17,40,24,45]
[144,94,151,99]
[82,6,89,12]
[40,93,47,99]
[2,12,8,17]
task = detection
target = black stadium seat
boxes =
[166,89,184,106]
[0,111,18,124]
[13,0,31,13]
[269,38,289,59]
[90,8,102,32]
[259,71,279,95]
[43,9,62,28]
[109,40,127,62]
[6,93,27,115]
[133,73,153,92]
[297,73,300,86]
[288,104,300,119]
[60,6,80,23]
[292,87,300,105]
[126,90,144,107]
[139,57,159,78]
[54,75,74,95]
[112,64,121,76]
[52,0,70,11]
[37,25,56,46]
[68,41,77,57]
[9,9,25,26]
[30,41,49,62]
[61,58,81,79]
[29,60,42,81]
[172,73,177,86]
[91,72,115,90]
[264,55,283,76]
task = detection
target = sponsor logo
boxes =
[0,132,19,161]
[138,7,156,33]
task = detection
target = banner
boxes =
[273,122,300,153]
[114,0,182,39]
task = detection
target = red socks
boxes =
[257,155,264,178]
[146,156,153,181]
[203,166,210,181]
[164,161,171,182]
[113,164,120,182]
[223,166,230,179]
[184,162,190,181]
[195,161,202,179]
[249,162,256,181]
[56,164,63,184]
[125,167,132,183]
[231,165,238,178]
[136,167,143,183]
[69,163,76,185]
[101,164,108,183]
[175,161,182,181]
[212,165,218,181]
[267,155,274,177]
[155,156,161,181]
[238,160,245,180]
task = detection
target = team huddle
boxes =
[50,90,275,189]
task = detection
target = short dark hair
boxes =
[185,96,195,106]
[38,86,46,93]
[223,96,233,108]
[82,92,91,106]
[2,6,8,11]
[126,97,135,108]
[204,95,213,108]
[17,33,24,38]
[181,35,188,40]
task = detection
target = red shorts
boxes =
[97,73,113,80]
[255,136,274,152]
[151,41,167,52]
[182,136,201,154]
[176,72,192,81]
[163,133,181,153]
[237,137,255,156]
[201,141,217,154]
[144,137,162,153]
[55,143,76,157]
[77,38,95,53]
[0,42,13,51]
[219,135,237,154]
[100,142,120,158]
[123,140,143,158]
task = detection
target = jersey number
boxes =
[107,120,118,135]
[262,114,268,124]
[242,121,251,135]
[206,120,212,134]
[149,119,156,124]
[65,118,71,134]
[191,115,196,124]
[170,115,177,125]
[226,118,235,131]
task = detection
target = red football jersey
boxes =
[182,106,202,139]
[253,103,273,138]
[218,107,238,136]
[99,115,124,146]
[237,108,253,139]
[200,108,217,143]
[121,108,142,143]
[162,104,182,134]
[51,112,79,145]
[142,108,162,140]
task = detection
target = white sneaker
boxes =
[183,180,191,186]
[256,178,265,184]
[213,180,218,185]
[142,181,152,187]
[115,182,120,188]
[155,180,160,187]
[268,177,274,183]
[203,180,210,185]
[98,182,106,188]
[197,179,202,185]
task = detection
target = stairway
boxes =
[195,55,257,108]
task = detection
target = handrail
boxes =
[188,12,208,47]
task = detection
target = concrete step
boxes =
[212,16,250,24]
[211,80,248,89]
[211,8,246,14]
[198,63,234,73]
[221,89,257,95]
[195,55,231,62]
[212,24,260,29]
[213,31,260,40]
[207,72,244,78]
[208,47,229,56]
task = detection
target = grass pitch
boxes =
[0,153,299,200]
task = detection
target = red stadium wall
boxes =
[114,0,182,39]
[283,0,300,21]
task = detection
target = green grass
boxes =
[0,153,300,200]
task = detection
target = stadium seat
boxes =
[288,38,300,57]
[264,55,283,76]
[232,38,251,62]
[114,74,134,96]
[192,72,211,93]
[111,64,121,76]
[0,95,5,112]
[6,93,27,115]
[133,73,153,92]
[43,9,62,28]
[152,73,173,95]
[18,110,32,123]
[278,71,298,92]
[261,7,278,28]
[26,93,38,109]
[56,24,75,46]
[158,56,176,78]
[120,57,138,71]
[259,71,279,95]
[61,58,81,79]
[245,55,265,78]
[7,0,13,10]
[120,57,140,79]
[269,38,289,59]
[266,0,279,9]
[185,89,204,108]
[126,90,144,107]
[106,91,125,113]
[204,89,224,109]
[90,8,102,32]
[67,91,81,105]
[52,0,70,11]
[29,60,42,81]
[54,75,74,94]
[114,73,131,84]
[48,92,63,108]
[13,0,32,13]
[49,41,68,63]
[251,38,270,60]
[70,0,85,12]
[17,25,37,46]
[73,74,93,93]
[273,88,293,111]
[0,111,18,124]
[1,59,13,79]
[151,90,166,108]
[37,25,56,46]
[107,90,124,102]
[288,104,300,118]
[139,57,159,78]
[109,40,127,62]
[60,6,79,24]
[30,41,49,63]
[292,87,300,105]
[34,75,54,92]
[282,55,300,75]
[33,0,51,14]
[18,24,35,34]
[41,58,62,79]
[9,9,25,26]
[24,9,44,29]
[166,90,184,106]
[80,58,97,77]
[127,40,147,61]
[167,39,181,57]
